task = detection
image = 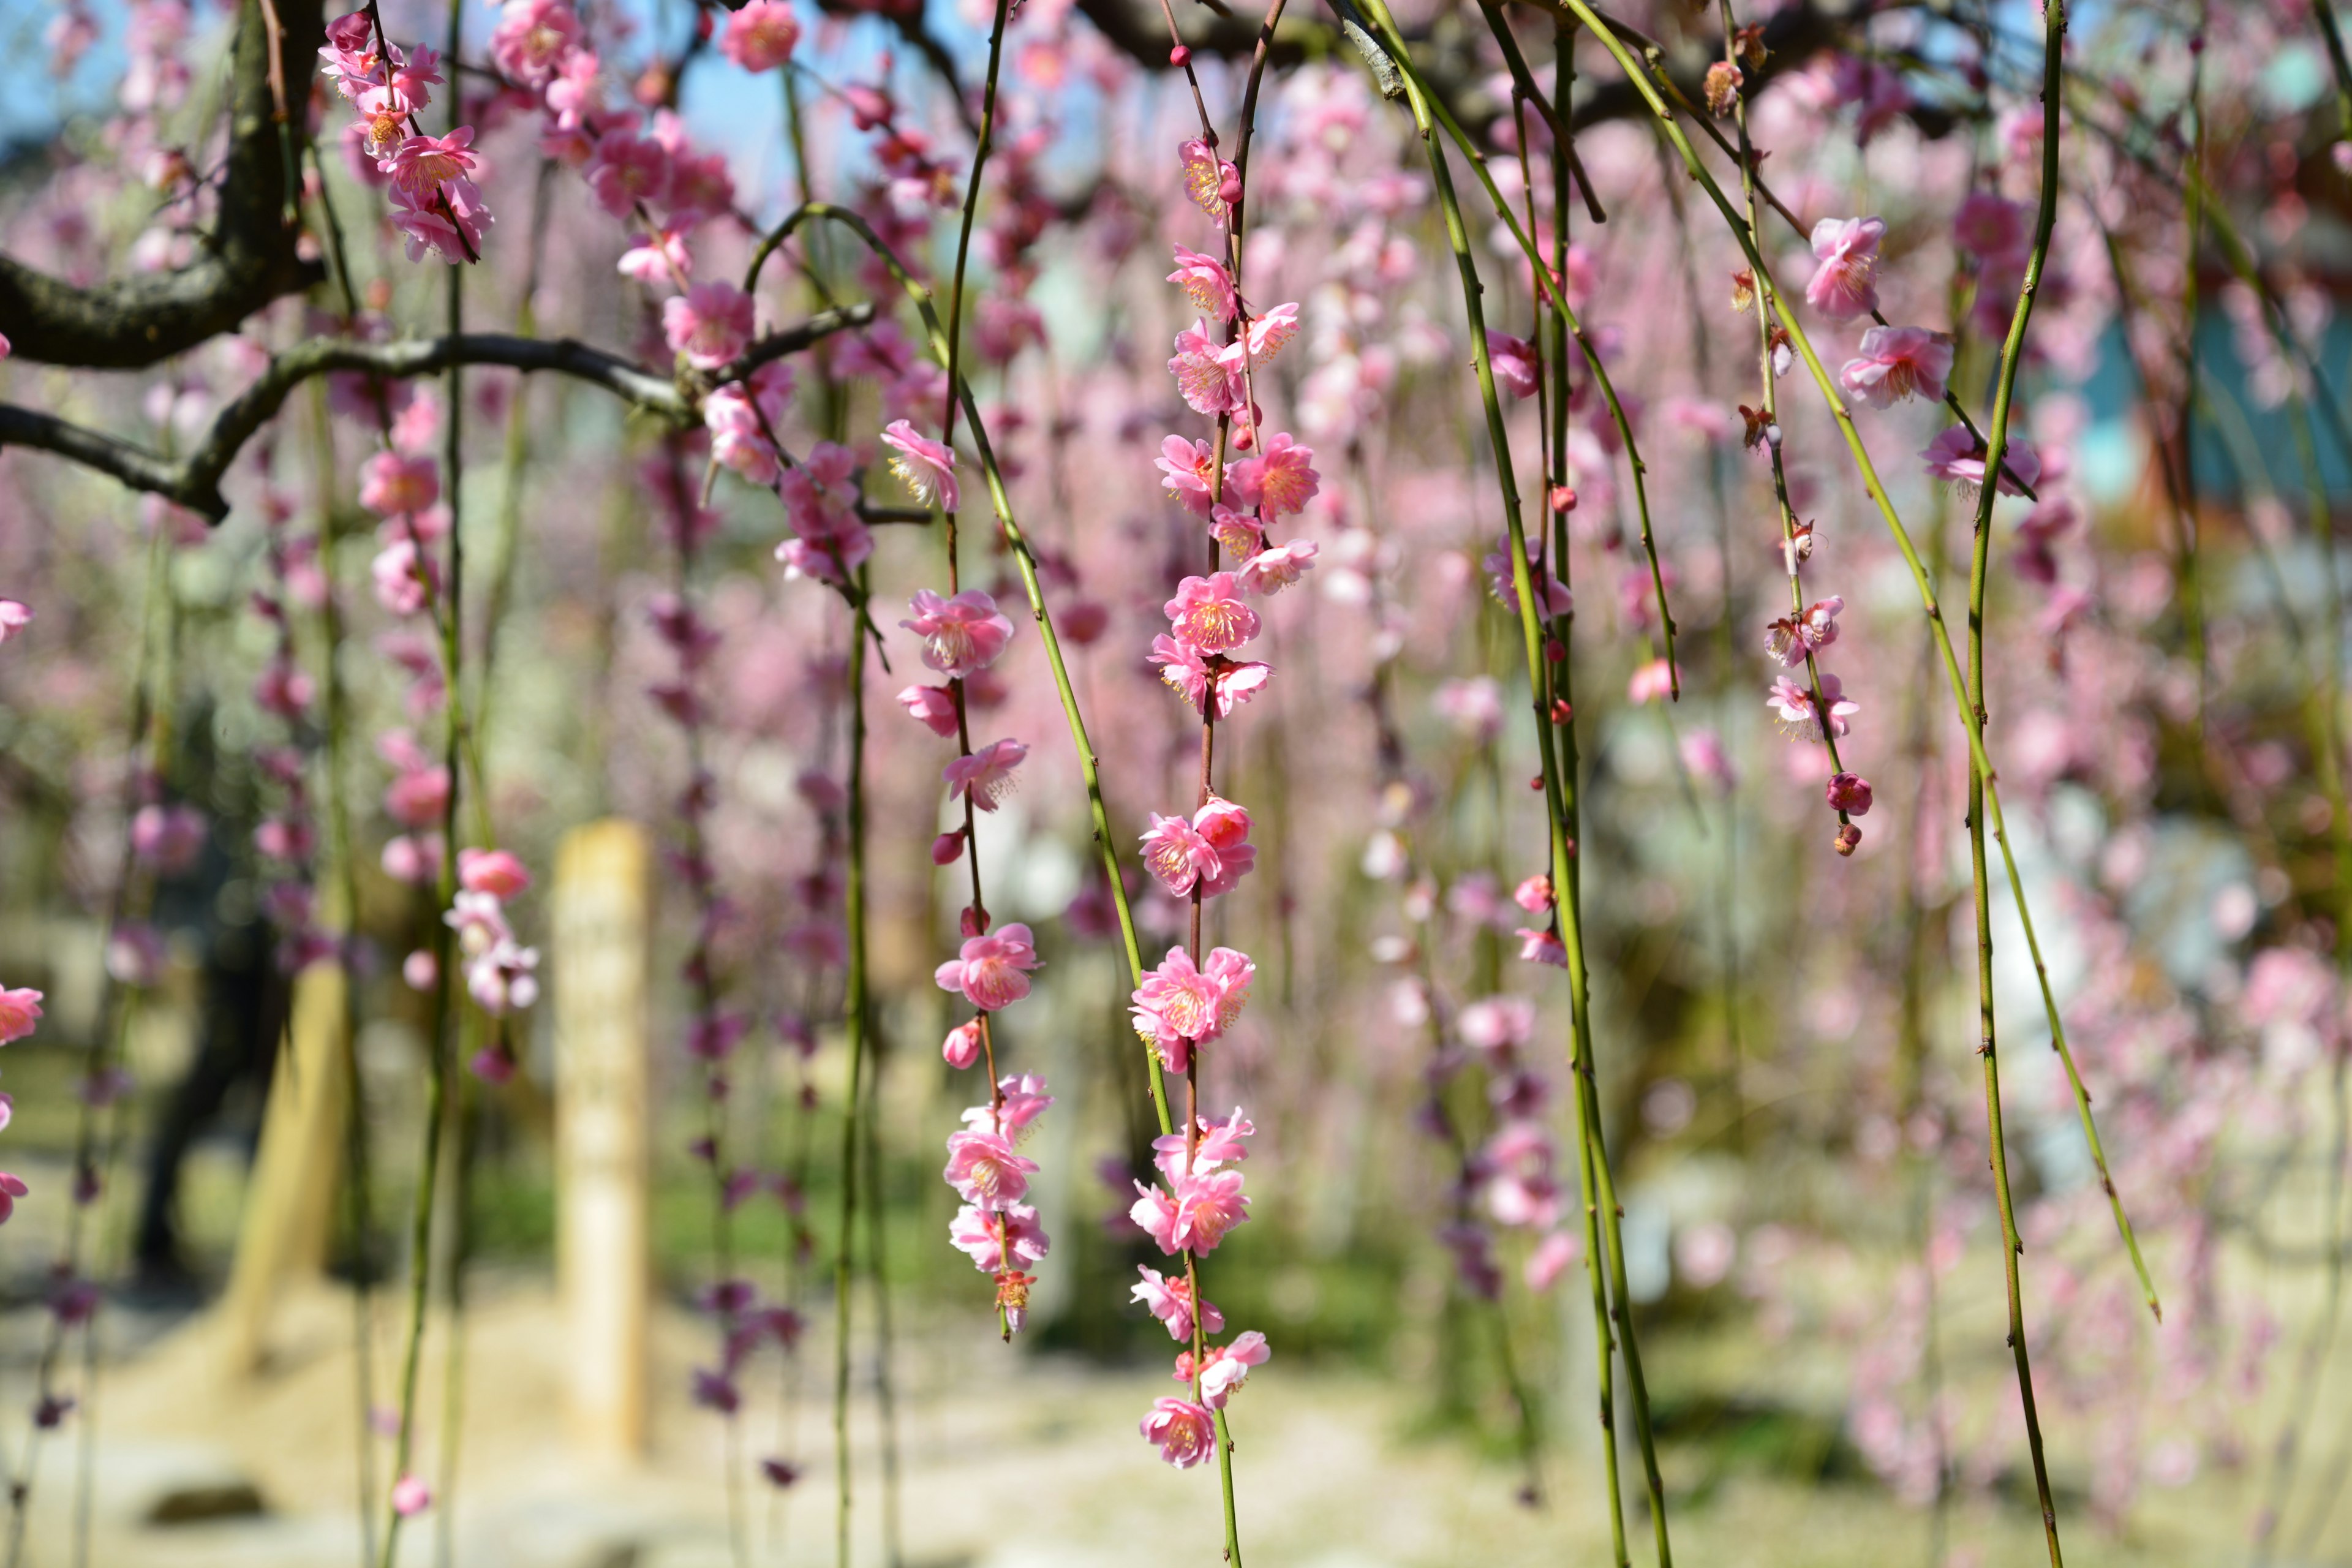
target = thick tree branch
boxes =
[0,306,875,521]
[0,0,329,368]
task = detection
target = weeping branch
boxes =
[0,305,875,521]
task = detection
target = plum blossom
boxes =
[1767,673,1859,742]
[1765,597,1843,666]
[0,601,29,644]
[902,589,1012,677]
[1156,435,1219,515]
[1164,572,1261,655]
[1147,636,1273,719]
[1840,326,1953,408]
[664,282,753,370]
[1487,331,1539,399]
[1826,772,1875,815]
[1139,1396,1217,1468]
[934,922,1040,1011]
[881,420,959,511]
[943,1129,1038,1209]
[1226,432,1319,519]
[1197,1330,1270,1408]
[944,738,1028,810]
[1131,946,1255,1069]
[720,0,800,71]
[1922,426,2040,497]
[1239,541,1317,595]
[1140,796,1257,900]
[898,684,960,736]
[1169,244,1236,321]
[1806,217,1885,321]
[950,1203,1050,1271]
[1133,1266,1225,1341]
[0,988,42,1044]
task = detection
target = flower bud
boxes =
[943,1020,984,1070]
[932,830,966,865]
[1169,43,1191,66]
[1834,823,1863,856]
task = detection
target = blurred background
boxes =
[1,0,2351,1564]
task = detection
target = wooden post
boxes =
[552,819,653,1460]
[217,963,349,1372]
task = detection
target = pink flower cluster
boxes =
[319,10,490,265]
[941,1072,1057,1331]
[443,850,539,1023]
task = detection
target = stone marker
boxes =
[218,963,350,1373]
[552,820,653,1460]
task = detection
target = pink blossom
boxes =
[899,684,960,736]
[1139,1396,1217,1469]
[458,848,531,899]
[489,0,579,87]
[1169,244,1237,321]
[360,452,439,517]
[464,940,540,1016]
[1487,331,1539,399]
[942,1129,1038,1208]
[382,834,443,886]
[620,227,693,287]
[1168,1167,1250,1253]
[1169,320,1243,416]
[587,128,672,219]
[130,803,206,872]
[941,1020,983,1069]
[1626,658,1676,706]
[1153,1106,1255,1181]
[775,443,873,584]
[1140,797,1256,900]
[881,420,960,512]
[1156,435,1219,516]
[1515,927,1569,968]
[1512,874,1553,913]
[933,922,1040,1011]
[1805,216,1885,322]
[390,1474,431,1517]
[664,281,753,370]
[1765,596,1843,666]
[1197,1330,1270,1408]
[1954,190,2027,262]
[1766,673,1858,741]
[0,601,29,643]
[1840,326,1953,409]
[1208,505,1265,559]
[1130,1182,1180,1251]
[371,539,437,616]
[1239,541,1317,595]
[1147,636,1272,720]
[949,1202,1050,1272]
[385,766,451,829]
[381,128,477,198]
[901,589,1011,677]
[1526,1230,1580,1292]
[943,738,1027,811]
[720,0,801,71]
[1164,572,1261,656]
[0,988,43,1044]
[1178,138,1237,221]
[1483,543,1574,617]
[1133,1265,1224,1341]
[1826,772,1875,815]
[1458,995,1536,1054]
[1921,426,2040,497]
[1226,432,1319,519]
[389,177,491,264]
[1130,946,1255,1069]
[963,1072,1056,1141]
